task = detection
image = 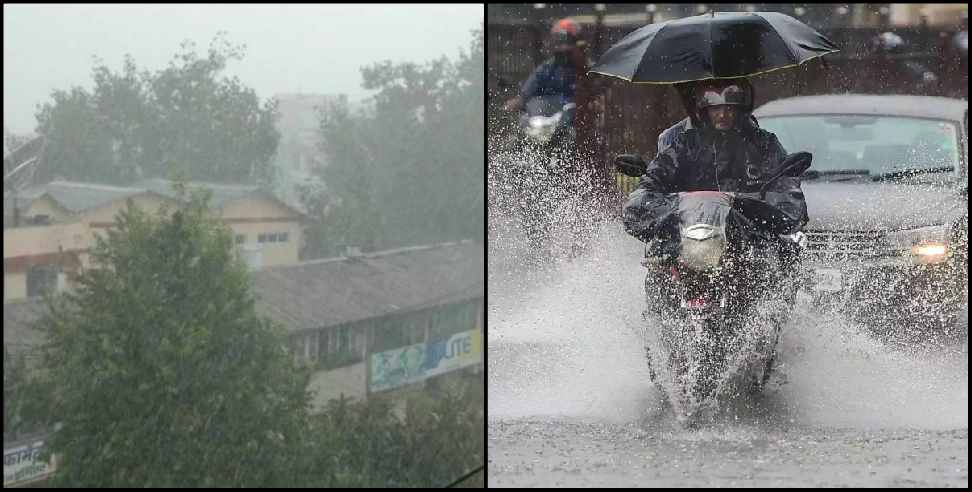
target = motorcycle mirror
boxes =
[615,154,647,177]
[760,152,812,198]
[778,152,813,177]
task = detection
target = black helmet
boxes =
[872,31,906,54]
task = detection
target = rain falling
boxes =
[487,3,967,487]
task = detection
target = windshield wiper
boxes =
[802,169,870,181]
[872,166,954,181]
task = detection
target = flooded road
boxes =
[487,221,969,487]
[488,419,967,487]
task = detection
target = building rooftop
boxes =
[4,178,305,220]
[3,240,484,357]
[251,240,484,333]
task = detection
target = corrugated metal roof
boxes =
[4,179,305,219]
[251,240,485,334]
[754,95,968,121]
[135,178,257,208]
[2,241,485,356]
[19,181,154,214]
[135,178,306,217]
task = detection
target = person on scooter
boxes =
[503,18,610,174]
[503,18,587,115]
[623,77,807,244]
[622,77,808,313]
[502,18,612,256]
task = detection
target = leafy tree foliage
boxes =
[32,193,311,487]
[34,33,279,185]
[296,376,485,487]
[4,126,32,154]
[304,25,484,258]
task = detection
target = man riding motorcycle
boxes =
[504,18,587,115]
[503,18,610,166]
[620,78,811,414]
[622,77,809,321]
[498,18,611,257]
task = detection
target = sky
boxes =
[3,3,484,134]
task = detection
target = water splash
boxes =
[487,213,969,430]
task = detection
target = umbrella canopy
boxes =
[589,11,840,84]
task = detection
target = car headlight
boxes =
[885,225,950,264]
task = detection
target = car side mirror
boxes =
[615,154,647,177]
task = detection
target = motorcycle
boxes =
[489,95,585,257]
[519,95,577,154]
[617,152,812,426]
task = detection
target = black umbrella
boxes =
[588,11,840,84]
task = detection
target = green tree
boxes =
[3,349,42,441]
[34,86,120,184]
[91,54,157,183]
[32,192,312,487]
[398,378,485,487]
[34,33,279,185]
[147,34,280,184]
[297,376,484,487]
[305,26,484,258]
[307,98,384,257]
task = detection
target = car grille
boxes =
[803,230,898,263]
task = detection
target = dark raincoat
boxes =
[622,84,809,243]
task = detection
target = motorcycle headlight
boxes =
[680,225,725,270]
[885,225,950,265]
[524,113,561,142]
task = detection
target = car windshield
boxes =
[759,115,961,176]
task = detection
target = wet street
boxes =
[488,419,968,487]
[487,223,969,488]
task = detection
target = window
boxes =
[31,215,51,226]
[407,311,428,345]
[318,330,330,360]
[338,326,351,353]
[26,265,59,298]
[289,337,301,359]
[305,333,314,361]
[760,115,961,174]
[256,232,288,243]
